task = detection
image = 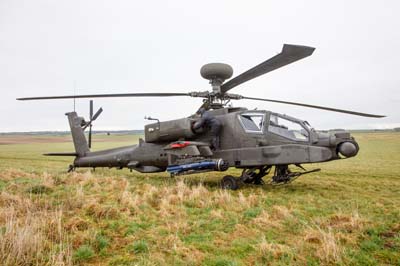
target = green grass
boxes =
[74,245,95,262]
[95,234,110,251]
[0,132,399,265]
[129,240,149,254]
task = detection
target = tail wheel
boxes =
[221,175,239,190]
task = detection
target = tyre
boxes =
[221,175,239,190]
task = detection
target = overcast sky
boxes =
[0,0,399,132]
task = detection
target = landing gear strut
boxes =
[220,164,321,189]
[268,165,321,185]
[68,164,75,173]
[221,166,272,190]
[240,166,272,185]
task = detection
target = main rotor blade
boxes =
[221,44,315,93]
[17,92,190,101]
[242,96,385,118]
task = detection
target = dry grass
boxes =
[257,235,292,260]
[325,209,364,232]
[0,204,71,266]
[0,170,389,265]
[304,225,342,264]
[0,132,399,265]
[0,167,395,265]
[251,210,281,229]
[1,168,37,181]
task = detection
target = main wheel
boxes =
[221,175,239,190]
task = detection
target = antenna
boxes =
[73,80,76,112]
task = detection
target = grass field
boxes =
[0,133,399,266]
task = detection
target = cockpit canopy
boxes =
[268,114,309,141]
[238,111,310,142]
[238,112,265,133]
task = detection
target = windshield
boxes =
[268,114,309,141]
[238,112,265,133]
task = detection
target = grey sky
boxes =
[0,0,399,132]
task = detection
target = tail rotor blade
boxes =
[92,107,103,121]
[86,103,101,149]
[89,100,93,119]
[88,124,92,149]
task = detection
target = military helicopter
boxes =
[18,44,385,189]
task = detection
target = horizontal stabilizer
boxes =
[43,152,78,156]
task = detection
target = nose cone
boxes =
[338,141,359,158]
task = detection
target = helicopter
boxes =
[17,44,385,190]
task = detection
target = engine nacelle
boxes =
[145,118,196,143]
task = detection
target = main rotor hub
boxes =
[200,63,233,94]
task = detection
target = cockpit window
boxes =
[268,114,309,141]
[238,112,265,133]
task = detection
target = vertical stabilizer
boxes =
[66,112,90,157]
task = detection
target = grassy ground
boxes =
[0,133,399,266]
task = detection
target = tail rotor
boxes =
[83,100,103,148]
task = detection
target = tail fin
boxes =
[66,112,90,157]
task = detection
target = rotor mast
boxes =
[197,62,234,109]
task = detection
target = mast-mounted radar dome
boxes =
[200,63,233,82]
